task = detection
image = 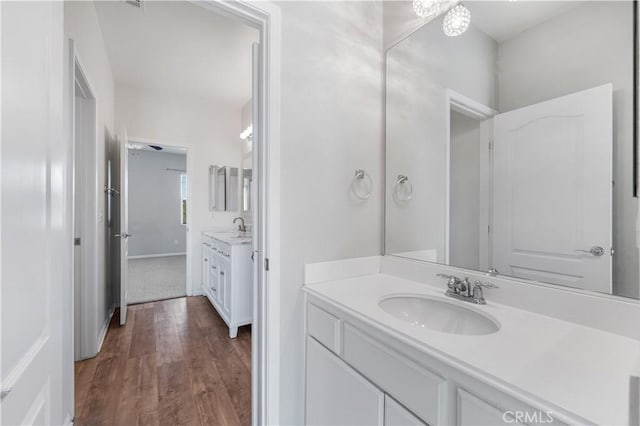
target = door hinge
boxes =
[488,140,493,150]
[264,258,270,272]
[74,237,81,246]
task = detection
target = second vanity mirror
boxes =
[209,165,239,212]
[385,1,639,299]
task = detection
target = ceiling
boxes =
[94,1,259,108]
[128,142,187,155]
[466,1,583,43]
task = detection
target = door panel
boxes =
[1,1,66,424]
[119,129,129,325]
[492,84,613,293]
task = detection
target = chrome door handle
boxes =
[114,233,132,239]
[575,246,605,256]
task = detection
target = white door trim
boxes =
[188,1,281,424]
[69,40,101,361]
[444,89,496,266]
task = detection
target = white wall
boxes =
[128,150,187,257]
[115,83,243,295]
[450,111,480,270]
[64,0,116,361]
[497,1,638,298]
[385,16,497,260]
[277,2,384,423]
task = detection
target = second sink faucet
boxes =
[233,217,247,233]
[436,273,498,305]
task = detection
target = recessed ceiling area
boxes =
[466,1,583,43]
[94,1,259,108]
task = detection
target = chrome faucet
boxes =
[233,217,247,233]
[436,273,498,305]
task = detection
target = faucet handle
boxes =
[436,273,457,280]
[473,280,499,289]
[437,273,459,290]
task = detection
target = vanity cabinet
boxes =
[306,337,383,426]
[201,234,252,338]
[304,297,573,426]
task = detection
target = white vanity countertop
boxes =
[202,231,252,245]
[303,273,640,426]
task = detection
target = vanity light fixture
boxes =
[412,0,442,19]
[443,3,471,37]
[240,124,253,141]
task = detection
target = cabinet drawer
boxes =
[457,388,567,426]
[343,324,444,426]
[307,303,341,354]
[385,395,427,426]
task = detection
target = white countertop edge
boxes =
[202,231,252,245]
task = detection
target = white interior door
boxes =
[251,41,264,426]
[119,130,130,324]
[1,1,67,424]
[492,84,613,293]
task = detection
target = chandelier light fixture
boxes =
[442,3,471,37]
[412,0,442,19]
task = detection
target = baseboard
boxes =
[96,305,115,353]
[128,252,186,260]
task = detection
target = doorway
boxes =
[126,141,189,304]
[73,55,98,361]
[65,0,281,424]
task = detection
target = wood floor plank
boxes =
[129,307,156,358]
[75,296,250,426]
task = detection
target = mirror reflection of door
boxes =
[385,1,635,299]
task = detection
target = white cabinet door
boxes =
[202,243,210,291]
[306,337,383,426]
[384,396,426,426]
[210,256,219,300]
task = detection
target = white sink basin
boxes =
[379,295,500,335]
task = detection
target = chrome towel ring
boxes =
[394,174,413,201]
[351,169,372,200]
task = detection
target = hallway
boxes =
[74,297,251,426]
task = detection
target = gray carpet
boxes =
[128,255,187,304]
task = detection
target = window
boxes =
[180,173,187,225]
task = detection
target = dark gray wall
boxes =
[128,149,187,257]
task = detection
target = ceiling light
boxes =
[412,0,442,19]
[240,124,253,141]
[443,3,471,37]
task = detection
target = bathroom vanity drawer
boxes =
[343,324,444,425]
[456,387,568,426]
[307,303,341,354]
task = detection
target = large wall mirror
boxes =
[385,1,639,299]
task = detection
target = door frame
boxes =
[444,89,496,267]
[69,41,100,362]
[193,3,282,423]
[125,136,191,296]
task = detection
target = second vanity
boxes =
[202,232,252,338]
[303,263,640,426]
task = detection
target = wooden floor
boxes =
[74,296,251,426]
